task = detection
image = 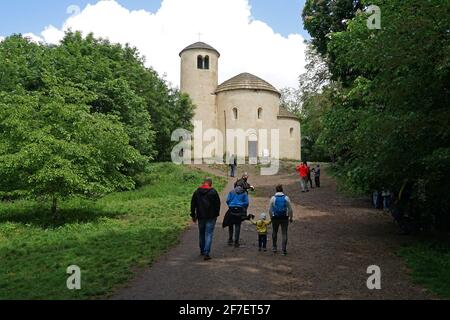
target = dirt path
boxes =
[113,164,433,300]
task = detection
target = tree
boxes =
[0,91,145,217]
[302,0,362,56]
[303,0,450,230]
[0,32,196,163]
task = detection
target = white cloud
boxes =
[0,36,4,42]
[23,33,44,43]
[30,0,306,89]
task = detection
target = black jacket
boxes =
[191,187,221,220]
[234,178,252,193]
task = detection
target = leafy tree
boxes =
[0,32,196,215]
[0,91,145,217]
[303,0,450,230]
[302,0,362,56]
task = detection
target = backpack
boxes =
[273,195,288,217]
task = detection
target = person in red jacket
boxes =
[296,162,310,192]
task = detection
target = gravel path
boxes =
[113,164,433,300]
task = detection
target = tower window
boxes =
[290,128,294,138]
[197,55,210,70]
[257,107,263,120]
[197,55,204,69]
[233,108,238,120]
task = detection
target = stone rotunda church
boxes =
[179,42,301,161]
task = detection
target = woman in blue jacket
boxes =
[225,186,249,248]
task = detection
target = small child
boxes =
[250,213,272,252]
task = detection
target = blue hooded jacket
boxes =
[226,186,249,209]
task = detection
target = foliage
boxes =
[302,0,450,230]
[399,240,450,299]
[0,91,145,214]
[302,0,362,56]
[0,32,195,163]
[0,32,196,209]
[0,164,227,299]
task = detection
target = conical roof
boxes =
[278,106,300,120]
[179,42,220,57]
[216,73,280,96]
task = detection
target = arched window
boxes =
[197,55,204,69]
[204,56,210,70]
[257,107,263,120]
[290,128,294,138]
[233,108,238,120]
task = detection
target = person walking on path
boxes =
[224,185,249,248]
[309,167,316,189]
[315,164,321,188]
[250,213,272,252]
[269,185,294,255]
[307,163,314,189]
[234,172,255,193]
[229,154,237,178]
[190,178,221,261]
[296,162,310,192]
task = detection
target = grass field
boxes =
[399,240,450,299]
[0,163,226,300]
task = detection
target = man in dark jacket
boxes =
[191,178,221,261]
[234,172,255,193]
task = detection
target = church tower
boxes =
[180,42,220,141]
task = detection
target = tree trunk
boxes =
[52,197,58,220]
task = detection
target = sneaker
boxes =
[264,248,267,252]
[272,247,278,253]
[200,252,205,256]
[282,251,287,256]
[234,242,240,248]
[204,255,212,261]
[228,239,233,246]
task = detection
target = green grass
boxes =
[0,163,226,300]
[399,240,450,299]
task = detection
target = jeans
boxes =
[228,222,241,243]
[315,176,321,188]
[229,165,237,177]
[300,177,309,192]
[272,219,289,252]
[258,234,268,249]
[198,218,217,256]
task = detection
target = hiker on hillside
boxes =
[269,185,294,255]
[223,185,250,248]
[234,172,255,193]
[315,164,321,188]
[250,213,272,252]
[190,178,221,261]
[296,162,309,192]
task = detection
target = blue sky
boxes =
[0,0,309,39]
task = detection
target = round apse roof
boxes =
[216,72,280,96]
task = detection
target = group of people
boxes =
[296,162,321,192]
[190,173,293,261]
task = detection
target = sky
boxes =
[0,0,310,89]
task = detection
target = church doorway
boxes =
[248,134,258,164]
